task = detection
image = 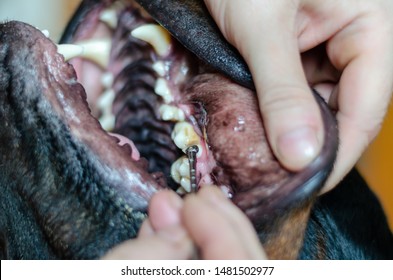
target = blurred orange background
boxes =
[358,103,393,230]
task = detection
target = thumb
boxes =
[204,0,323,170]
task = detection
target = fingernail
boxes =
[277,126,321,170]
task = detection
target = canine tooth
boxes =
[101,72,114,89]
[171,122,200,152]
[77,38,112,68]
[131,24,171,56]
[159,104,185,121]
[99,9,118,29]
[180,177,191,193]
[152,61,166,76]
[57,44,84,61]
[154,78,173,103]
[99,114,115,131]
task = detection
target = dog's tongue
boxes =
[109,133,141,160]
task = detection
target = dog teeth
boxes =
[97,89,115,111]
[99,114,115,131]
[101,72,114,89]
[159,104,185,122]
[131,24,171,56]
[154,78,173,103]
[99,9,118,29]
[57,39,111,68]
[180,177,191,192]
[97,89,116,131]
[171,122,202,154]
[152,61,167,77]
[76,38,112,68]
[99,0,127,28]
[57,44,84,61]
[171,155,190,181]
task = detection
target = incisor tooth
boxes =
[171,122,200,152]
[57,44,84,61]
[99,9,118,29]
[159,104,185,121]
[97,89,115,111]
[131,24,171,56]
[152,61,166,76]
[101,72,114,89]
[154,78,173,103]
[99,114,115,131]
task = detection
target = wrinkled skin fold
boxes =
[0,0,392,260]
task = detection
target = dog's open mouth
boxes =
[27,0,338,220]
[0,0,338,259]
[59,0,228,196]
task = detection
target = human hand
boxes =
[102,188,266,259]
[203,0,393,193]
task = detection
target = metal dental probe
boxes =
[186,145,199,193]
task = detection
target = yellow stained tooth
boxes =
[154,78,173,103]
[77,38,112,69]
[131,24,171,56]
[171,122,200,152]
[57,44,84,61]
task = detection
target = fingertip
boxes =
[149,190,183,231]
[276,125,323,170]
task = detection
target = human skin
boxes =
[203,0,393,194]
[103,0,393,259]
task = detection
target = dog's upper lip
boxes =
[134,0,254,89]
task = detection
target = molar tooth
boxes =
[176,187,186,195]
[178,157,190,178]
[171,122,200,152]
[159,104,185,121]
[131,24,171,56]
[57,44,84,61]
[180,177,191,193]
[77,38,112,69]
[170,156,190,184]
[170,157,182,183]
[154,78,173,103]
